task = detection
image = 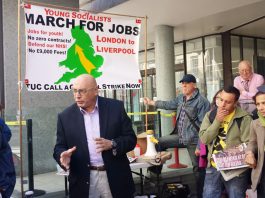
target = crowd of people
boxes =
[1,59,265,198]
[144,60,265,198]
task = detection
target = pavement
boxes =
[11,148,196,198]
[12,171,67,198]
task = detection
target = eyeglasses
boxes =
[72,88,95,95]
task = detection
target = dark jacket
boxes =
[53,96,136,198]
[0,118,16,198]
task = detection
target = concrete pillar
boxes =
[154,25,175,136]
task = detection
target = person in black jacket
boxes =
[0,118,16,198]
[53,74,136,198]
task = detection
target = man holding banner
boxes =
[53,74,136,198]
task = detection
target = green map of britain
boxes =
[55,26,104,84]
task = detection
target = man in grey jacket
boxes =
[144,74,210,198]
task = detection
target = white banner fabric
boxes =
[24,4,142,91]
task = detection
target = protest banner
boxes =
[24,4,142,91]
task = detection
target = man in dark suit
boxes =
[53,74,136,198]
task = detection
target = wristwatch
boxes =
[111,139,117,156]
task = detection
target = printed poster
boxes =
[24,4,142,91]
[212,143,249,171]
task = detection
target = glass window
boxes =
[231,36,240,78]
[174,43,184,64]
[175,71,184,96]
[204,35,224,102]
[186,38,206,96]
[135,50,157,128]
[101,89,114,98]
[139,49,156,103]
[243,37,254,64]
[257,39,265,57]
[257,39,265,78]
[174,43,184,95]
[115,89,130,110]
[139,49,155,70]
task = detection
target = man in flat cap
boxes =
[144,74,210,198]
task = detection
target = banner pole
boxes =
[144,16,148,132]
[17,0,24,197]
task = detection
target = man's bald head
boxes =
[238,60,253,81]
[73,74,97,88]
[72,74,98,112]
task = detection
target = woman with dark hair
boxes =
[245,89,265,198]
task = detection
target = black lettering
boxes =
[46,16,55,27]
[25,13,34,24]
[35,15,45,25]
[56,17,65,28]
[79,20,86,29]
[86,21,96,31]
[125,26,132,35]
[108,24,115,33]
[65,19,75,29]
[26,83,42,90]
[28,35,34,40]
[133,27,139,36]
[116,25,124,34]
[96,22,103,32]
[44,84,49,90]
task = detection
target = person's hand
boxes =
[94,137,112,153]
[60,146,76,170]
[143,97,155,106]
[245,151,256,169]
[216,108,229,122]
[195,148,200,157]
